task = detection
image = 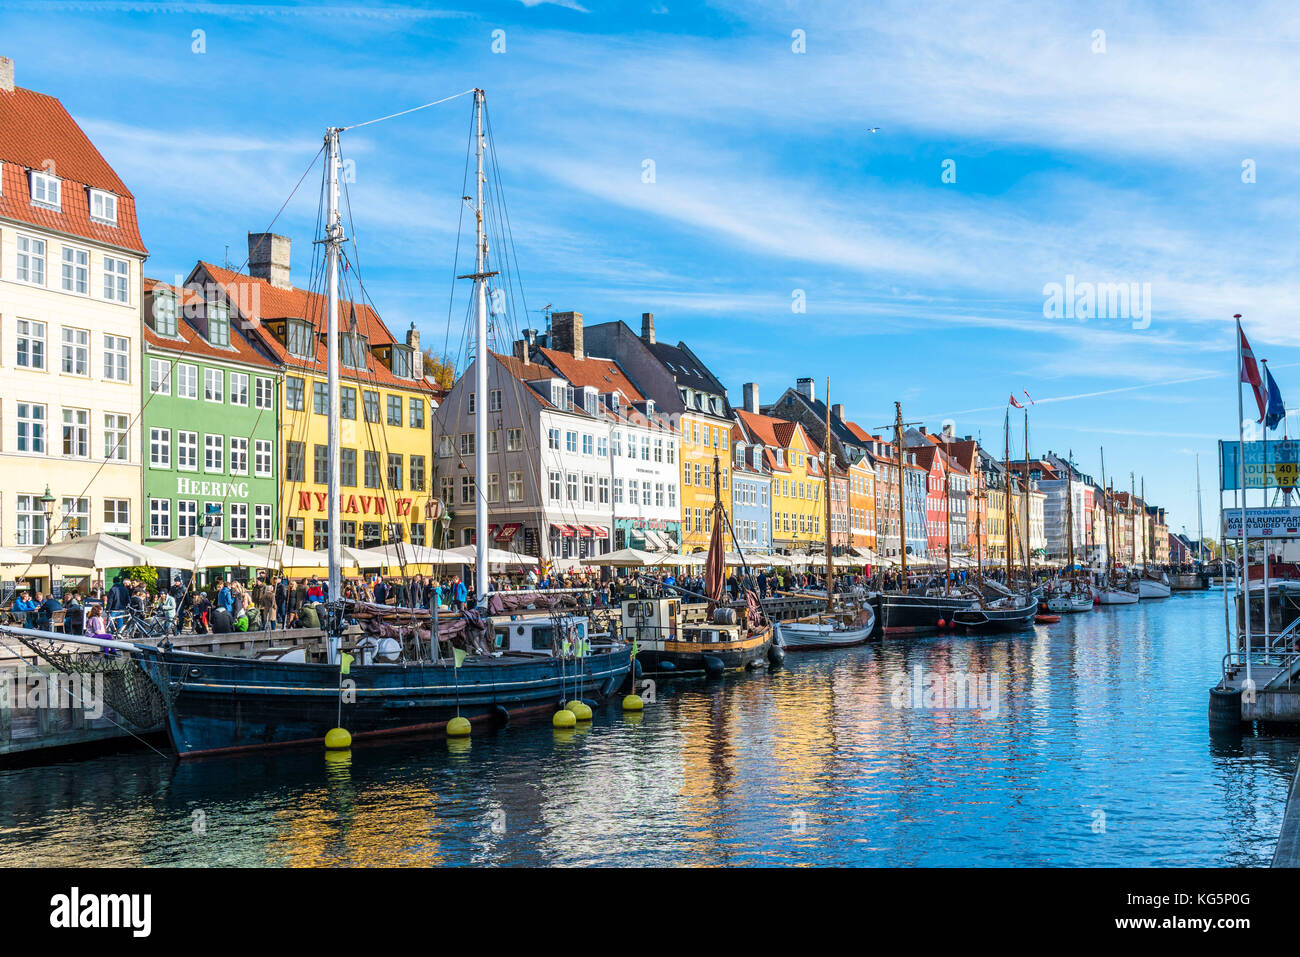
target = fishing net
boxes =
[2,634,168,732]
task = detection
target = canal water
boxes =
[1,590,1296,867]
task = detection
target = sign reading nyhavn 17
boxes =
[1219,440,1300,490]
[297,491,427,517]
[1223,507,1300,539]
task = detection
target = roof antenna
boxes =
[224,244,230,270]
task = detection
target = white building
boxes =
[0,58,148,586]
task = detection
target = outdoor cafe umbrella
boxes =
[154,535,273,569]
[446,545,539,567]
[0,545,34,566]
[579,547,666,568]
[24,533,195,572]
[250,541,334,570]
[344,543,459,568]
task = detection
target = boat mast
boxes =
[1196,454,1204,564]
[1100,447,1110,587]
[1023,408,1031,582]
[894,402,908,594]
[976,467,984,586]
[1130,473,1137,569]
[1065,449,1075,577]
[1004,409,1013,586]
[824,379,834,611]
[943,449,952,594]
[324,127,345,623]
[473,91,489,603]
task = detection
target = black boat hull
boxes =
[135,646,631,757]
[880,593,979,636]
[951,599,1040,632]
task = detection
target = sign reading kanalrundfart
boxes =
[1223,507,1300,539]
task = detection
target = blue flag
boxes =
[1265,365,1285,430]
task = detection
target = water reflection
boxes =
[0,593,1296,866]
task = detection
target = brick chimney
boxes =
[742,382,760,414]
[796,377,814,402]
[247,232,292,289]
[641,312,655,344]
[0,57,13,93]
[550,310,583,359]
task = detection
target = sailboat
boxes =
[1094,448,1139,605]
[776,381,876,650]
[1045,449,1093,613]
[952,408,1037,630]
[1136,476,1171,598]
[877,402,979,635]
[1,92,633,757]
[621,454,776,675]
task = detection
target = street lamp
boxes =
[39,485,56,595]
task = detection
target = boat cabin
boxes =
[492,615,588,655]
[621,597,751,646]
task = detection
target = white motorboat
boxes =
[777,604,876,651]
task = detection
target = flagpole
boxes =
[1263,358,1272,646]
[1237,315,1251,687]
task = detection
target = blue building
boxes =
[729,431,772,553]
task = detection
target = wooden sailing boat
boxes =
[1046,450,1093,613]
[1137,476,1171,598]
[1095,447,1138,605]
[1,92,633,756]
[952,407,1038,630]
[776,380,876,650]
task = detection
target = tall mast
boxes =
[1130,472,1137,568]
[824,380,834,611]
[1100,447,1110,586]
[1141,476,1148,566]
[1065,450,1074,576]
[1023,408,1031,580]
[324,128,344,615]
[894,402,908,594]
[976,467,984,586]
[470,89,491,604]
[1196,454,1204,563]
[1004,409,1013,585]
[943,449,952,594]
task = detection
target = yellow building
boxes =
[678,410,732,551]
[194,239,438,557]
[736,410,823,554]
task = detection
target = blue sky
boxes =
[4,0,1298,537]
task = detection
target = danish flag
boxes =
[1008,394,1024,409]
[1238,316,1267,422]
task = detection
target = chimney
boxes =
[742,382,760,414]
[918,426,928,435]
[550,311,583,359]
[831,403,844,422]
[0,57,12,93]
[641,312,655,344]
[796,377,814,402]
[405,322,420,375]
[247,232,292,289]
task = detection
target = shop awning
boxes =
[575,525,594,538]
[552,524,575,537]
[589,526,608,539]
[495,522,522,544]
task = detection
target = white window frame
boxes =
[177,430,198,471]
[254,439,272,478]
[61,327,89,376]
[149,358,172,395]
[204,367,224,403]
[177,363,198,399]
[104,412,128,461]
[61,246,89,294]
[30,171,61,208]
[229,372,249,407]
[15,318,46,369]
[103,256,130,303]
[89,189,118,225]
[149,427,171,468]
[103,334,129,382]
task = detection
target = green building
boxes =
[140,278,280,553]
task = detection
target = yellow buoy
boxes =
[566,700,593,721]
[324,727,352,750]
[447,715,472,737]
[622,694,644,712]
[553,708,577,728]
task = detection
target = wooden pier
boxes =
[1272,756,1300,867]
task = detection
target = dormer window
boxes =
[207,299,230,347]
[391,344,414,378]
[341,332,367,369]
[152,290,178,337]
[30,170,60,209]
[583,387,598,414]
[645,398,655,415]
[286,319,315,358]
[775,449,784,466]
[607,392,621,414]
[89,189,118,225]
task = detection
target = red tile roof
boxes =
[534,347,644,402]
[142,277,277,370]
[193,262,432,393]
[0,86,146,255]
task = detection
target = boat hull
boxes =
[135,646,632,758]
[1138,578,1171,599]
[777,609,875,651]
[1095,588,1139,605]
[952,598,1039,632]
[880,593,978,636]
[636,625,773,676]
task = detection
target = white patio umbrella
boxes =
[154,535,272,569]
[25,533,195,571]
[446,545,538,566]
[579,547,664,567]
[250,541,334,570]
[344,543,460,568]
[0,545,34,566]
